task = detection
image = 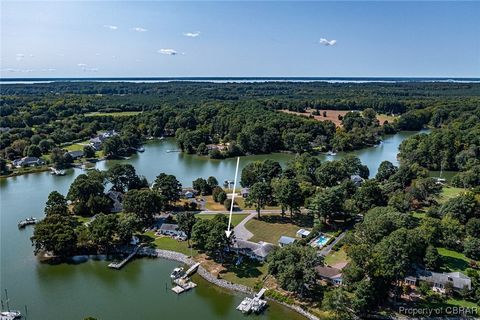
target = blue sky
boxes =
[1,1,479,78]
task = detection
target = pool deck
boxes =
[318,231,347,257]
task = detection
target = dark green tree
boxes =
[245,181,272,218]
[123,189,165,225]
[44,191,69,216]
[153,173,182,205]
[177,212,197,245]
[31,214,77,257]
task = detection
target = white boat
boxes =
[136,147,145,152]
[50,167,66,176]
[0,311,22,320]
[18,217,37,228]
[326,150,337,156]
[1,290,22,320]
[170,267,184,279]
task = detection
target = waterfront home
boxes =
[106,190,123,213]
[89,130,118,150]
[241,188,250,198]
[315,266,343,286]
[182,188,197,199]
[206,144,227,151]
[350,175,364,186]
[404,270,472,294]
[64,150,84,160]
[158,223,187,239]
[230,239,275,261]
[12,156,45,168]
[296,229,311,238]
[278,236,296,247]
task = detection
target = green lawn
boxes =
[85,111,142,117]
[245,214,313,244]
[411,211,426,220]
[437,247,474,272]
[143,231,198,256]
[416,297,479,311]
[219,259,269,288]
[324,247,349,267]
[196,213,248,227]
[234,197,281,210]
[438,187,466,203]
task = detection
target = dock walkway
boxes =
[108,245,141,269]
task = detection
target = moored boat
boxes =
[170,267,184,280]
[0,310,22,320]
[18,217,37,228]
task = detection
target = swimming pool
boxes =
[311,235,331,248]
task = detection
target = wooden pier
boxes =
[108,246,141,269]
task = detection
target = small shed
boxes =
[296,229,311,238]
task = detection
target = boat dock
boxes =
[18,217,37,228]
[170,262,201,294]
[108,246,141,269]
[171,278,198,294]
[49,167,66,176]
[236,288,268,314]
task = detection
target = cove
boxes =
[0,131,419,320]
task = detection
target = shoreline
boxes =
[139,247,320,320]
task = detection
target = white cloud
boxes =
[15,53,25,61]
[158,48,178,55]
[104,25,118,30]
[183,31,200,38]
[133,27,147,32]
[319,38,337,46]
[77,63,97,72]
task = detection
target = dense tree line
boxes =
[3,81,479,169]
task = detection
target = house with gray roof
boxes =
[65,150,84,159]
[12,157,45,168]
[157,223,187,239]
[405,270,471,294]
[315,266,343,286]
[230,239,275,261]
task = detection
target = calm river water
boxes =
[0,132,422,320]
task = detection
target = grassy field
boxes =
[204,196,226,211]
[197,213,248,227]
[245,214,313,244]
[438,186,466,203]
[437,247,474,272]
[84,111,142,117]
[324,247,349,267]
[204,195,280,211]
[280,109,397,127]
[234,197,281,210]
